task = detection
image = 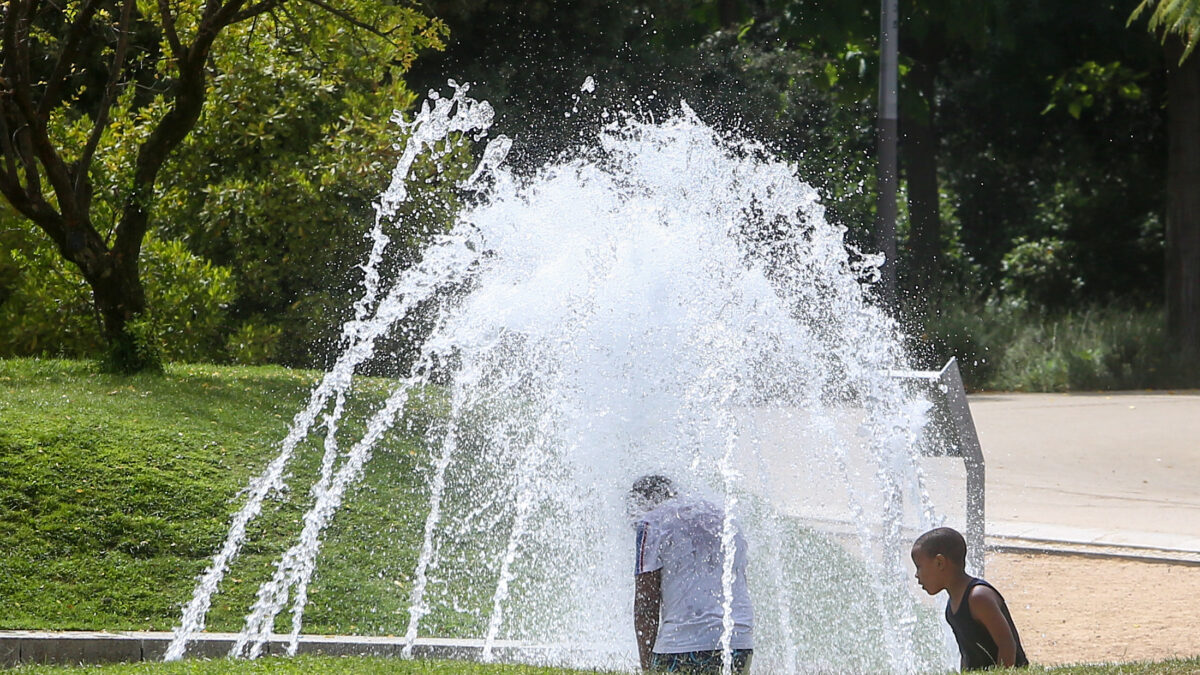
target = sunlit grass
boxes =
[6,655,1200,674]
[0,358,452,636]
[5,656,615,674]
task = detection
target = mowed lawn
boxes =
[4,656,615,674]
[4,656,1200,674]
[0,358,447,637]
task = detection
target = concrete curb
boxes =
[988,536,1200,566]
[0,631,574,668]
[988,522,1200,554]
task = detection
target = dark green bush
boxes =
[999,236,1083,310]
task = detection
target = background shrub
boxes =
[0,213,237,364]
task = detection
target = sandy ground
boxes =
[985,551,1200,665]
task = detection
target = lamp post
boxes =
[876,0,899,310]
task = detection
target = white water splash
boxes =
[174,83,957,673]
[166,84,501,661]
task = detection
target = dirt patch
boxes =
[984,551,1200,665]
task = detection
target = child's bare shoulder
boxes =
[966,582,1006,613]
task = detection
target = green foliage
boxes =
[0,0,450,370]
[676,27,880,238]
[1131,0,1200,61]
[225,322,284,366]
[920,301,1199,391]
[139,238,238,363]
[410,0,1172,315]
[999,236,1082,310]
[105,314,167,375]
[5,0,1190,377]
[1043,61,1148,119]
[939,2,1165,301]
[152,6,459,368]
[0,214,237,364]
[408,2,881,243]
[0,213,100,358]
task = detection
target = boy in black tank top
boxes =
[912,527,1029,670]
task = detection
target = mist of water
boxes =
[169,81,954,673]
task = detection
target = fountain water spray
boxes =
[166,83,504,661]
[171,81,955,673]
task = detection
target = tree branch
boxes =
[2,114,46,205]
[110,0,257,262]
[0,105,21,187]
[0,108,67,247]
[158,0,186,62]
[0,150,58,236]
[75,0,136,209]
[229,0,283,25]
[276,2,329,68]
[2,0,46,204]
[199,0,230,25]
[3,0,83,224]
[36,0,104,118]
[191,0,248,64]
[296,0,399,40]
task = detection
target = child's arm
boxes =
[967,586,1020,667]
[633,569,662,671]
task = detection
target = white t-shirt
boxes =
[634,496,754,653]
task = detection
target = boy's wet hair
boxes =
[631,474,676,505]
[914,527,967,568]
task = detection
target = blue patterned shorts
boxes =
[650,649,753,673]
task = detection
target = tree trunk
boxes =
[903,59,942,316]
[1166,40,1200,364]
[717,0,739,28]
[61,226,154,371]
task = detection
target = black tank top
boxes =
[946,577,1029,670]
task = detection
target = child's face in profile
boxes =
[911,545,949,595]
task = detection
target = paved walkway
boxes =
[968,390,1200,554]
[738,390,1200,560]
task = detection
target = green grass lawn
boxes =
[5,656,1200,674]
[4,656,613,674]
[0,357,453,637]
[0,358,936,666]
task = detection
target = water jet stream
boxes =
[176,82,959,673]
[401,382,472,657]
[166,84,501,662]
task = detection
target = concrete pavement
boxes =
[968,390,1200,554]
[736,390,1200,563]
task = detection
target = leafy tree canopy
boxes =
[0,0,448,368]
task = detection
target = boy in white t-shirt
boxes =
[629,475,753,674]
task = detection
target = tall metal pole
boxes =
[875,0,899,310]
